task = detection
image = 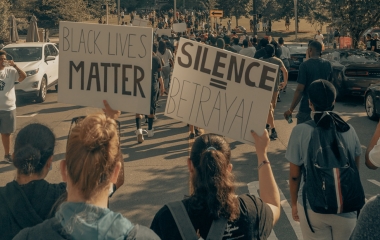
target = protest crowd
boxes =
[0,8,380,240]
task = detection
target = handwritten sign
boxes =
[156,29,172,37]
[132,18,149,27]
[165,38,278,145]
[58,22,153,114]
[173,23,186,33]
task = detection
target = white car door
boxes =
[47,44,59,84]
[43,45,55,86]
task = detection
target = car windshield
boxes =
[4,47,42,62]
[323,51,380,65]
[288,46,308,54]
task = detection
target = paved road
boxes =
[0,82,378,240]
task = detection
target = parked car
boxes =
[364,83,380,120]
[321,49,380,100]
[233,26,247,33]
[3,42,59,103]
[285,43,309,79]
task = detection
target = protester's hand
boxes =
[8,60,15,67]
[160,85,165,96]
[279,82,287,90]
[284,109,292,121]
[251,129,269,157]
[292,204,299,222]
[102,100,121,120]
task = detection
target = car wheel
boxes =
[36,77,47,103]
[365,93,378,120]
[55,84,58,92]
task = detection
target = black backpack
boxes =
[302,118,365,232]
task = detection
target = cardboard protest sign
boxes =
[58,22,153,114]
[173,23,186,33]
[165,38,278,145]
[156,29,172,37]
[132,18,149,27]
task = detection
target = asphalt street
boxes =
[0,82,378,240]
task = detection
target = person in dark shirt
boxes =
[0,123,66,240]
[284,41,333,124]
[254,38,269,59]
[151,131,281,239]
[371,33,380,54]
[223,35,237,53]
[366,34,374,51]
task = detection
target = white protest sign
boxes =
[133,18,149,27]
[58,22,153,115]
[165,38,278,145]
[156,29,172,37]
[173,23,186,33]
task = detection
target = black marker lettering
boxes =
[108,33,115,55]
[78,29,86,53]
[243,100,255,143]
[212,51,227,79]
[259,65,276,91]
[133,66,145,98]
[87,63,101,91]
[245,62,260,87]
[193,45,202,70]
[189,83,201,117]
[62,27,70,51]
[139,34,147,58]
[119,34,128,56]
[178,42,193,68]
[101,63,111,92]
[94,31,102,54]
[227,56,245,83]
[207,91,221,130]
[128,34,136,58]
[69,61,84,90]
[167,77,181,114]
[177,80,191,118]
[228,99,244,137]
[71,28,77,52]
[112,63,121,93]
[196,86,211,126]
[122,65,132,95]
[87,30,93,54]
[200,47,211,74]
[222,93,237,132]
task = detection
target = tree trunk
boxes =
[236,15,239,27]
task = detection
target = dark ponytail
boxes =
[13,123,55,175]
[189,134,239,221]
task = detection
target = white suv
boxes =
[2,42,59,102]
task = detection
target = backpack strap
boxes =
[302,183,315,233]
[166,201,199,240]
[206,217,227,240]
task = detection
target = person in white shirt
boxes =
[314,30,324,44]
[279,37,290,70]
[239,39,256,57]
[0,50,26,163]
[366,121,380,169]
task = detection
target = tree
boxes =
[0,0,11,42]
[330,0,380,47]
[33,0,90,30]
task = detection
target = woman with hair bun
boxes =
[0,123,66,240]
[15,104,159,239]
[151,131,281,239]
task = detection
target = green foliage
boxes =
[0,0,11,42]
[33,0,90,29]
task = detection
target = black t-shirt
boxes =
[373,39,380,53]
[152,56,161,86]
[150,194,273,240]
[297,58,332,113]
[367,39,374,50]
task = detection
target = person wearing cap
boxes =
[287,80,361,240]
[371,33,380,53]
[261,44,288,140]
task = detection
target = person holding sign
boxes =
[135,45,164,144]
[262,44,288,140]
[150,131,280,239]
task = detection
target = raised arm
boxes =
[251,130,281,225]
[365,121,380,170]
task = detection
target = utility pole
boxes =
[174,0,177,21]
[106,4,109,24]
[253,0,257,36]
[294,0,298,39]
[117,0,120,25]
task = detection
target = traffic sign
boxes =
[210,10,223,18]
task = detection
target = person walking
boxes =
[0,50,26,163]
[284,41,332,124]
[287,80,364,240]
[262,45,288,140]
[279,37,290,93]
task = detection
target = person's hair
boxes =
[243,39,248,48]
[308,80,337,129]
[223,35,231,45]
[259,38,269,48]
[13,123,55,175]
[0,50,6,57]
[158,40,167,55]
[278,37,284,45]
[309,41,322,53]
[188,134,239,221]
[366,33,372,38]
[251,37,257,44]
[233,37,239,45]
[65,113,120,200]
